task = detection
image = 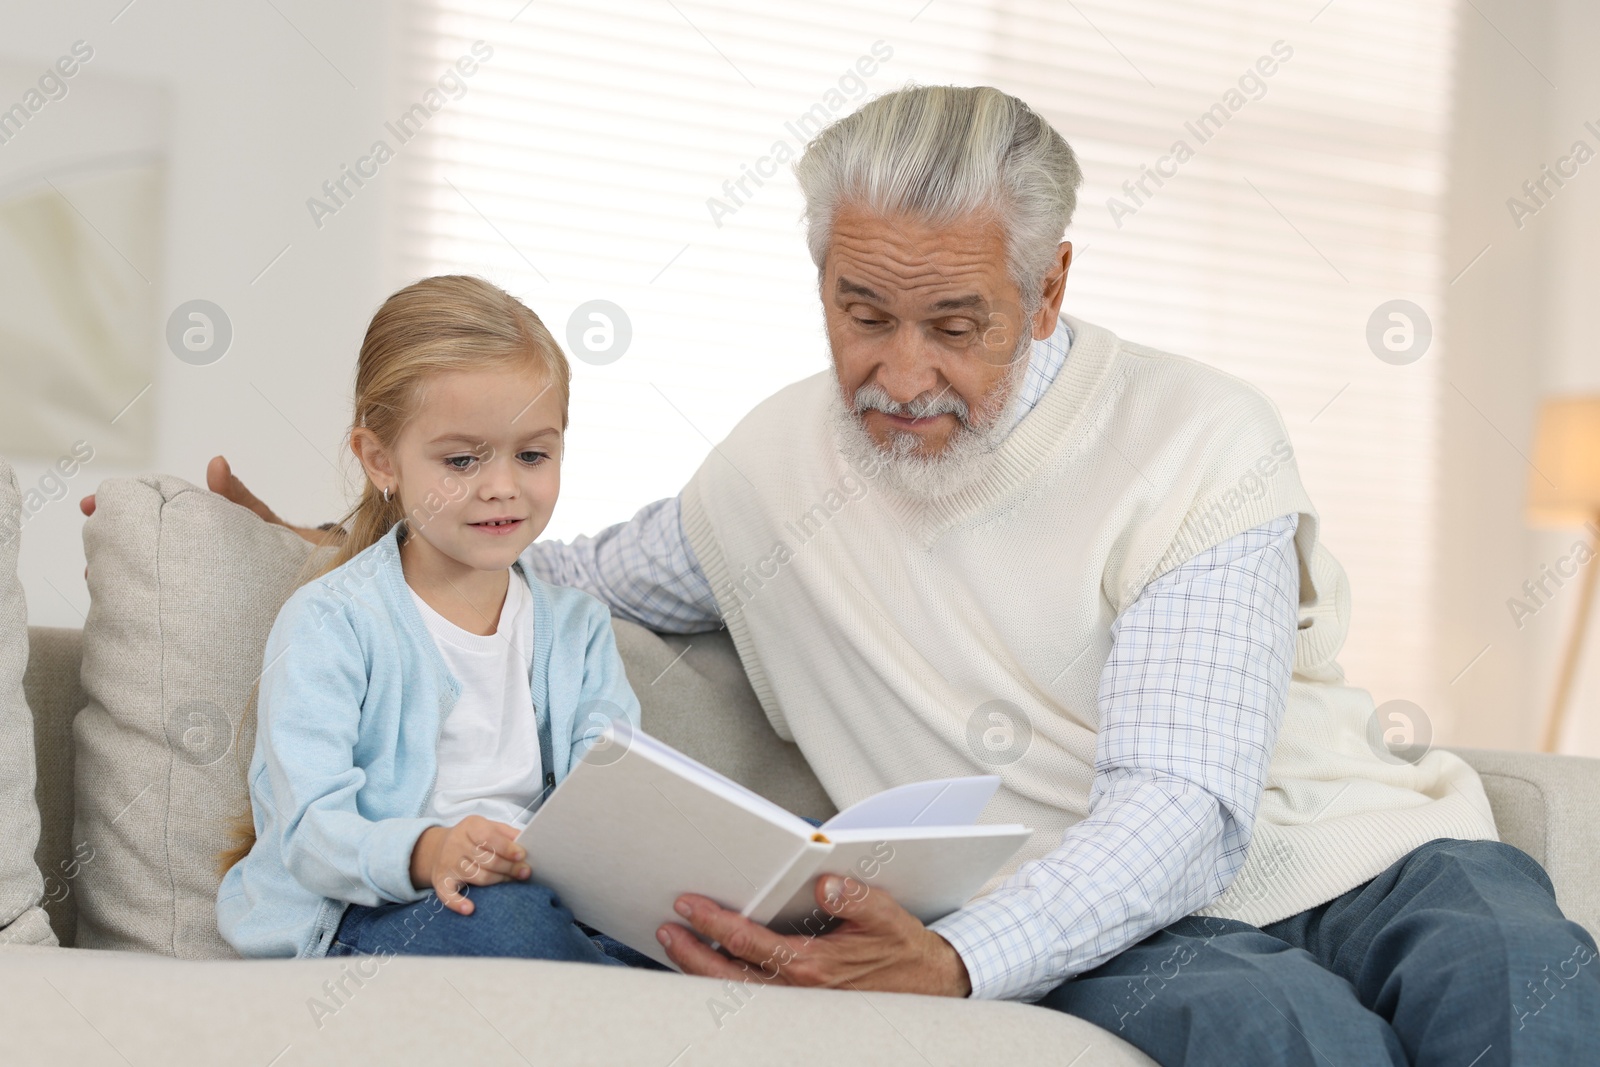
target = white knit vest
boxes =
[680,314,1496,927]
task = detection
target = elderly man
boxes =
[97,86,1595,1065]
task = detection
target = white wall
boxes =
[8,0,1600,755]
[1438,0,1600,754]
[1539,0,1600,756]
[4,0,398,629]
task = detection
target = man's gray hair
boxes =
[794,84,1083,314]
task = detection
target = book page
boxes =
[758,825,1032,935]
[517,722,818,968]
[820,776,1000,831]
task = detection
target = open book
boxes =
[514,720,1031,969]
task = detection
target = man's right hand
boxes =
[410,817,532,915]
[78,455,335,545]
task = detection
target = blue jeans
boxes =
[325,879,668,970]
[1039,839,1599,1066]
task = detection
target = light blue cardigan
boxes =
[216,519,641,958]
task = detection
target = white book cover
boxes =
[515,720,1030,969]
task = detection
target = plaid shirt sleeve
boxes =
[520,496,724,634]
[929,513,1302,1002]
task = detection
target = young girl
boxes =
[216,275,648,966]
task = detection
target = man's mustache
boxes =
[851,382,970,427]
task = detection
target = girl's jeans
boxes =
[325,879,668,970]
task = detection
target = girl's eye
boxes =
[444,455,475,470]
[518,450,549,465]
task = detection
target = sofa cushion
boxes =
[0,457,59,947]
[22,626,85,945]
[0,946,1156,1065]
[73,474,330,958]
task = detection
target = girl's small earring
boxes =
[381,485,392,503]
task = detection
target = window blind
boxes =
[395,0,1456,709]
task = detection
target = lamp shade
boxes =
[1528,395,1600,526]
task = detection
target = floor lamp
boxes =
[1527,396,1600,753]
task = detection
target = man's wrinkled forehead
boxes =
[834,276,991,315]
[823,204,1010,310]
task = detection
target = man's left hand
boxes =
[656,875,972,997]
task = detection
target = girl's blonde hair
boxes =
[216,275,571,876]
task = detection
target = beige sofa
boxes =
[4,470,1600,1066]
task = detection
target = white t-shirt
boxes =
[408,570,544,830]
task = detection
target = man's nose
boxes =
[873,329,941,403]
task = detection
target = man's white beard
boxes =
[828,339,1031,500]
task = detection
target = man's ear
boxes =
[1032,241,1072,339]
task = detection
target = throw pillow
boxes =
[0,456,61,948]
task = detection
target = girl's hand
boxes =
[410,817,532,915]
